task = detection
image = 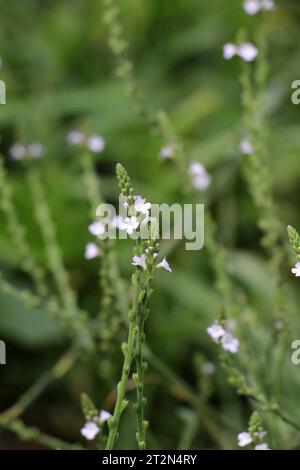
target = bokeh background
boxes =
[1,0,300,450]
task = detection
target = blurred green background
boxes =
[1,0,300,450]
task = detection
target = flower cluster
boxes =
[189,161,211,191]
[81,409,112,440]
[243,0,275,16]
[9,142,44,161]
[66,130,106,153]
[223,42,258,62]
[207,322,239,353]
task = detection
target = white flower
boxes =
[80,421,99,440]
[99,410,112,423]
[237,431,253,447]
[261,0,275,11]
[88,220,106,237]
[134,196,151,215]
[223,42,258,62]
[121,216,139,235]
[291,262,300,277]
[157,257,172,273]
[202,362,216,375]
[223,43,238,60]
[243,0,275,15]
[255,443,270,450]
[87,134,106,153]
[243,0,261,15]
[9,143,26,161]
[28,142,44,159]
[159,146,174,160]
[189,161,211,191]
[132,254,147,270]
[207,322,226,340]
[238,43,259,62]
[66,130,85,145]
[221,332,240,353]
[239,138,254,155]
[85,242,100,260]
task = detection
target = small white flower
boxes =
[80,421,99,440]
[192,173,211,191]
[159,146,174,160]
[291,262,300,277]
[238,43,258,62]
[243,0,261,15]
[223,43,238,60]
[239,138,254,155]
[261,0,275,11]
[134,196,151,215]
[237,431,253,447]
[122,216,139,235]
[99,410,112,423]
[255,443,270,450]
[189,161,211,191]
[66,130,85,145]
[132,254,147,270]
[85,242,100,260]
[88,220,105,237]
[87,134,106,153]
[207,322,226,340]
[9,143,26,161]
[202,362,216,375]
[153,252,158,258]
[157,257,172,273]
[221,332,240,353]
[28,142,44,159]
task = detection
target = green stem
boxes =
[105,272,141,450]
[135,315,146,449]
[0,348,78,425]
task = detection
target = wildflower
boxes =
[87,134,106,153]
[238,43,259,62]
[157,257,172,273]
[243,0,275,15]
[88,220,106,237]
[121,216,139,235]
[237,431,253,447]
[223,43,238,60]
[207,322,226,340]
[134,196,151,215]
[239,138,254,155]
[223,42,258,62]
[202,362,216,375]
[291,262,300,277]
[66,130,85,145]
[85,242,100,260]
[9,143,26,161]
[254,443,270,450]
[221,332,240,353]
[99,410,112,423]
[28,142,44,159]
[189,161,211,191]
[80,421,100,440]
[159,146,174,160]
[132,254,147,270]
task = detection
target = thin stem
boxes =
[0,348,78,425]
[105,272,141,450]
[2,419,83,450]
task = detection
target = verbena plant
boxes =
[0,0,300,451]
